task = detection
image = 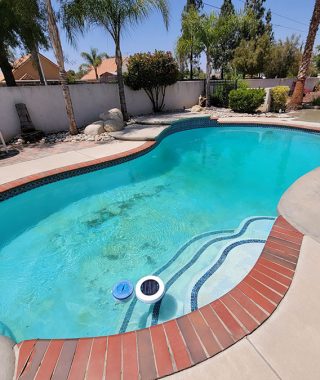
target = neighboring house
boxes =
[0,53,60,83]
[81,57,128,81]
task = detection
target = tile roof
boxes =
[0,53,58,82]
[81,57,128,80]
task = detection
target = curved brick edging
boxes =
[14,216,303,380]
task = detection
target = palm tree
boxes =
[45,0,78,135]
[62,0,169,122]
[80,48,108,80]
[196,13,218,107]
[288,0,320,109]
[176,7,202,80]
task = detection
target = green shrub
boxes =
[271,86,290,112]
[229,88,265,113]
[124,50,179,112]
[237,79,249,89]
[312,97,320,106]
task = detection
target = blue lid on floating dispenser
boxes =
[112,280,134,302]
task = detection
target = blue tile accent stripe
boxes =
[150,216,275,326]
[190,239,266,311]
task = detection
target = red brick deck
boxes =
[14,216,303,380]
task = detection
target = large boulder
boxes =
[84,121,105,136]
[99,108,124,123]
[104,119,124,132]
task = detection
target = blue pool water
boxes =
[1,124,320,342]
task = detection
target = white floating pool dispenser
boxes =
[135,276,165,304]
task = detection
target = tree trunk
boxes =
[190,45,193,80]
[94,67,99,80]
[115,41,129,121]
[31,48,46,85]
[45,0,78,135]
[205,53,211,108]
[288,0,320,109]
[0,48,16,87]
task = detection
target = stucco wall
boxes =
[0,81,204,141]
[247,77,319,89]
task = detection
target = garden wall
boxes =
[0,81,204,141]
[247,77,319,90]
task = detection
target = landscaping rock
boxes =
[84,121,105,136]
[191,105,204,113]
[104,119,124,132]
[99,108,124,123]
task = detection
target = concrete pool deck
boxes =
[1,115,320,379]
[0,140,146,186]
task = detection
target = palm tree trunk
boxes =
[190,45,193,80]
[0,48,16,87]
[31,48,46,85]
[45,0,78,135]
[115,41,129,121]
[288,0,320,109]
[205,52,211,107]
[94,67,99,80]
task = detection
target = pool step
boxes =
[119,216,275,332]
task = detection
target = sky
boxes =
[42,0,320,71]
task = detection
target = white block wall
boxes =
[0,81,204,141]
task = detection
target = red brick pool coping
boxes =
[14,216,303,379]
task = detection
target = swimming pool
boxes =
[1,121,320,342]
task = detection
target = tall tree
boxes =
[212,12,240,79]
[264,35,302,78]
[45,0,78,135]
[80,48,108,80]
[244,0,266,37]
[62,0,169,122]
[0,0,47,86]
[265,9,274,41]
[289,0,320,109]
[232,33,271,78]
[220,0,235,17]
[185,0,203,11]
[196,13,219,106]
[177,7,202,79]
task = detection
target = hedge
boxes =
[229,88,265,113]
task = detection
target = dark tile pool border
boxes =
[14,216,304,379]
